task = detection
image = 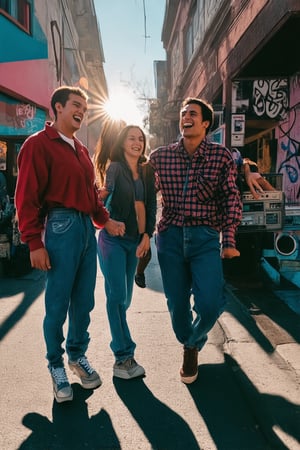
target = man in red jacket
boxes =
[15,86,125,403]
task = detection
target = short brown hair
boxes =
[51,86,88,119]
[181,97,214,133]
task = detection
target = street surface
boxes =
[0,241,299,450]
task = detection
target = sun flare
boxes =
[103,88,144,126]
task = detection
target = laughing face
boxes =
[180,103,209,141]
[55,93,88,137]
[123,127,145,160]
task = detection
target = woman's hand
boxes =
[136,233,150,258]
[98,187,109,200]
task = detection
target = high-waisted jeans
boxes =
[156,225,226,351]
[98,229,139,362]
[43,208,97,368]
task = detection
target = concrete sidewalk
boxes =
[0,246,299,449]
[219,285,300,450]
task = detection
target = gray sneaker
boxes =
[68,356,102,389]
[49,366,73,403]
[113,358,145,379]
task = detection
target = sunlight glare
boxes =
[103,89,144,126]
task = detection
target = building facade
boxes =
[155,0,300,201]
[0,0,107,198]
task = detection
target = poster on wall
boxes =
[231,114,245,147]
[232,114,245,134]
[0,141,7,170]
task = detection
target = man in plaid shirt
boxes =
[149,97,242,384]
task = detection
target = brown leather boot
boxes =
[180,346,198,384]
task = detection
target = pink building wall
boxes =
[0,59,52,111]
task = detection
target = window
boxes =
[184,1,198,65]
[185,22,194,64]
[0,0,31,32]
[0,0,9,10]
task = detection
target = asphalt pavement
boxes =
[0,243,299,450]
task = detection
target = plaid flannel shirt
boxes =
[149,137,242,248]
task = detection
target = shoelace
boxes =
[78,357,94,374]
[51,367,68,384]
[124,358,136,368]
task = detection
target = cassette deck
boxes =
[238,190,284,232]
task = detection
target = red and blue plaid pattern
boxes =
[150,138,242,248]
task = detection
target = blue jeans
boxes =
[156,225,226,351]
[43,208,97,367]
[98,229,138,362]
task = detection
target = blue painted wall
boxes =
[0,12,47,62]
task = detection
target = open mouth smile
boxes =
[73,115,82,123]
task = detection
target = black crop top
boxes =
[134,178,144,201]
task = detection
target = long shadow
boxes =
[225,281,300,345]
[19,384,120,449]
[185,360,270,450]
[187,357,300,450]
[223,253,300,343]
[224,288,276,354]
[113,377,201,450]
[224,354,300,449]
[0,271,46,340]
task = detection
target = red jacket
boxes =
[15,123,109,251]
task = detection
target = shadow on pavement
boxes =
[186,359,270,450]
[113,376,201,450]
[224,251,300,344]
[233,285,300,340]
[223,354,300,450]
[0,271,46,341]
[19,384,120,450]
[224,290,276,354]
[224,283,300,352]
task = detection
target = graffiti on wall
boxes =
[232,78,289,120]
[0,93,46,136]
[276,75,300,204]
[15,103,36,128]
[252,79,288,120]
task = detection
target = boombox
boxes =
[238,190,284,232]
[273,205,300,260]
[283,204,300,230]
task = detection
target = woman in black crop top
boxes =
[95,124,156,380]
[94,120,153,288]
